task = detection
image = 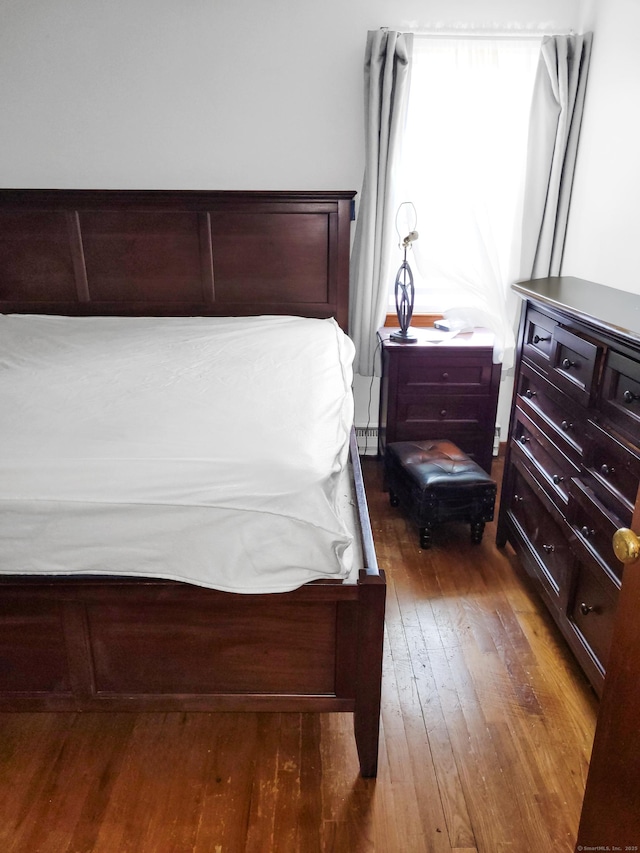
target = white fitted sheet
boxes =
[0,314,359,592]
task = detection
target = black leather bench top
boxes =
[386,440,495,490]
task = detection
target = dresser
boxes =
[496,276,640,695]
[377,327,501,475]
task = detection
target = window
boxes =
[392,35,541,342]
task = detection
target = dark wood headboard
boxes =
[0,189,355,331]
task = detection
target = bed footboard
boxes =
[0,575,385,775]
[0,436,385,777]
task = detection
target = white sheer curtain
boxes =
[397,36,541,368]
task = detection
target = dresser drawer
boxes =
[584,420,640,522]
[600,349,640,441]
[517,361,585,463]
[569,548,619,675]
[509,465,573,605]
[513,407,580,506]
[550,326,603,407]
[522,307,557,372]
[568,478,624,583]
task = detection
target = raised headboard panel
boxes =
[0,190,355,331]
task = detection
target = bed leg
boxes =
[354,569,386,778]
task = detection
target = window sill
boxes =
[384,313,443,328]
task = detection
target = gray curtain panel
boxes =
[521,32,593,279]
[349,30,413,376]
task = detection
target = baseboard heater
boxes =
[355,426,379,455]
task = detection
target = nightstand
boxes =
[377,327,501,474]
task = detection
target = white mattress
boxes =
[0,313,360,592]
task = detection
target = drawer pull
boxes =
[439,409,447,417]
[623,389,640,404]
[580,602,595,617]
[524,389,536,399]
[581,526,595,539]
[519,435,530,444]
[562,357,576,370]
[552,474,564,485]
[560,420,573,431]
[441,372,449,380]
[533,334,550,344]
[600,463,615,477]
[513,494,524,503]
[542,544,555,554]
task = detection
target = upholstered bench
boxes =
[384,439,497,549]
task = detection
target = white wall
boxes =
[0,0,581,191]
[562,0,640,296]
[0,0,584,443]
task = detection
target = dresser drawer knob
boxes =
[561,420,573,431]
[580,602,595,617]
[441,372,449,380]
[518,435,530,444]
[439,409,447,417]
[524,389,536,399]
[581,526,595,538]
[533,334,550,344]
[600,463,615,476]
[623,389,640,404]
[542,543,555,554]
[562,357,576,370]
[552,474,564,485]
[513,494,524,503]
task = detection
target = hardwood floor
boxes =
[0,457,597,853]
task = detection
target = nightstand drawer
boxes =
[398,359,493,393]
[398,394,487,428]
[384,423,487,467]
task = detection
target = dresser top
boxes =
[513,276,640,345]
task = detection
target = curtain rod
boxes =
[381,26,574,40]
[413,32,547,42]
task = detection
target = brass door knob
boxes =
[612,527,640,564]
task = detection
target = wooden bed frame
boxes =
[0,189,386,778]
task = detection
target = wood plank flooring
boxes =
[0,457,597,852]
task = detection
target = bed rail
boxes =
[349,429,379,577]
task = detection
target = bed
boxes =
[0,189,385,778]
